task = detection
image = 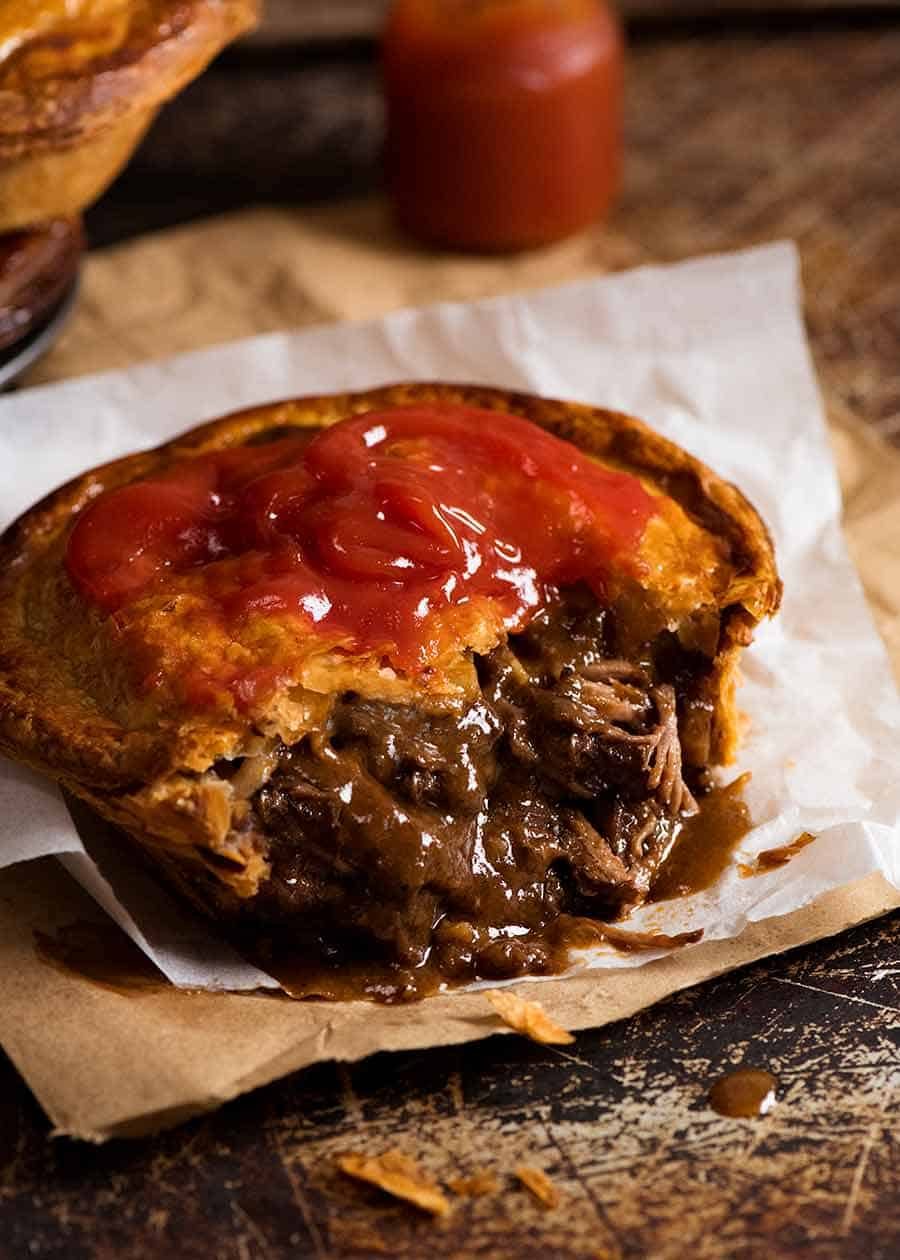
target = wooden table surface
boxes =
[4,13,900,1260]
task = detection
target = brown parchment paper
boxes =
[4,203,899,1141]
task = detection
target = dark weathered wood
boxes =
[1,911,898,1258]
[4,16,899,1260]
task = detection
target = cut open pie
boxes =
[0,384,781,998]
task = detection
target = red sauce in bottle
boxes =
[66,404,655,700]
[383,0,623,251]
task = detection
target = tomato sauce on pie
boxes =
[66,404,656,677]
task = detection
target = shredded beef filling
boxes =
[231,589,715,986]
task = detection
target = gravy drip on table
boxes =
[708,1068,777,1118]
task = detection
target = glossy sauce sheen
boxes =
[34,787,742,1006]
[65,405,656,689]
[249,918,704,1003]
[649,774,752,902]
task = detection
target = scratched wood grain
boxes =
[3,18,900,1260]
[1,912,897,1258]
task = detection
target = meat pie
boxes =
[0,384,781,998]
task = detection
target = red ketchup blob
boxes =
[65,404,656,688]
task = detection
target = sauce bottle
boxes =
[383,0,623,252]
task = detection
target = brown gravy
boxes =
[708,1068,777,1118]
[262,918,706,1003]
[259,777,749,1002]
[35,780,748,1004]
[649,775,752,902]
[33,921,169,995]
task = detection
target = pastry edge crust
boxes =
[0,1,259,227]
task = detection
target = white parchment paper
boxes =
[2,241,899,991]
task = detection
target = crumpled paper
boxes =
[1,240,899,996]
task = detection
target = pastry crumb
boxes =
[739,830,816,877]
[485,989,575,1045]
[336,1150,450,1217]
[515,1164,561,1208]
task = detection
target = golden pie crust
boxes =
[0,0,260,231]
[0,383,781,907]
